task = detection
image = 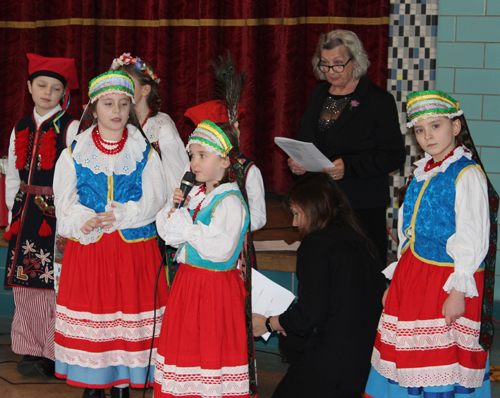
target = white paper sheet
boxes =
[252,268,296,341]
[275,137,333,172]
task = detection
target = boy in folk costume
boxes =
[3,53,79,378]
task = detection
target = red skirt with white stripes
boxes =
[154,263,250,397]
[371,249,487,388]
[55,232,168,388]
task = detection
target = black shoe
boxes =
[111,386,130,398]
[17,355,43,375]
[34,357,55,378]
[82,388,106,398]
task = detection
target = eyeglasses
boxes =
[317,57,353,74]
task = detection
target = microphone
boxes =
[175,171,197,208]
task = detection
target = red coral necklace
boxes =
[424,143,462,172]
[92,125,128,155]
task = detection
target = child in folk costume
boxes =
[110,53,189,199]
[3,53,79,378]
[53,71,169,398]
[154,120,256,398]
[184,104,266,233]
[365,90,498,398]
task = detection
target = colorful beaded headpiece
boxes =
[88,71,135,104]
[406,90,463,128]
[187,120,233,158]
[110,53,161,84]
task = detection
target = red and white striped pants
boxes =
[11,286,56,360]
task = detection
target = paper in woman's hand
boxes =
[252,268,296,341]
[275,137,333,172]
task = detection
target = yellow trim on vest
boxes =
[117,231,158,243]
[107,175,114,202]
[0,16,389,29]
[210,192,249,221]
[183,261,237,272]
[455,164,484,186]
[400,177,434,257]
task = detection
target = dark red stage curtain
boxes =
[0,1,389,194]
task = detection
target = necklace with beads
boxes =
[424,143,462,172]
[92,125,128,155]
[192,185,207,222]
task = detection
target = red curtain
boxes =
[0,0,389,194]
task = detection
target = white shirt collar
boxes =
[413,145,473,182]
[33,104,62,128]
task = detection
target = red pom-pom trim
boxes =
[38,127,57,170]
[3,219,20,241]
[10,219,20,235]
[14,128,30,170]
[39,219,52,237]
[3,229,12,241]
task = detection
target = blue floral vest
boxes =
[181,187,249,271]
[70,140,156,242]
[401,156,483,267]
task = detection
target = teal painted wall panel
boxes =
[455,69,500,94]
[487,0,500,15]
[454,94,483,119]
[485,43,500,68]
[457,17,500,42]
[436,68,455,92]
[0,293,15,319]
[260,270,294,293]
[480,147,500,173]
[437,16,456,41]
[0,247,14,319]
[437,43,484,68]
[483,95,500,120]
[467,121,500,146]
[439,0,486,15]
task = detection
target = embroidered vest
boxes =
[182,188,249,271]
[70,139,156,242]
[402,156,482,266]
[15,111,74,186]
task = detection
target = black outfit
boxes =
[276,223,386,397]
[296,76,406,265]
[5,111,75,289]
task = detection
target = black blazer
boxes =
[297,76,406,209]
[279,223,386,393]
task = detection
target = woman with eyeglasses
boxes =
[288,29,406,268]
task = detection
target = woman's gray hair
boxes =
[312,30,370,81]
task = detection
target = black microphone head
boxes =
[181,171,196,185]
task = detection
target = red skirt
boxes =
[371,249,487,388]
[154,263,250,398]
[55,232,169,388]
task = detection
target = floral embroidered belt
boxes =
[20,182,54,196]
